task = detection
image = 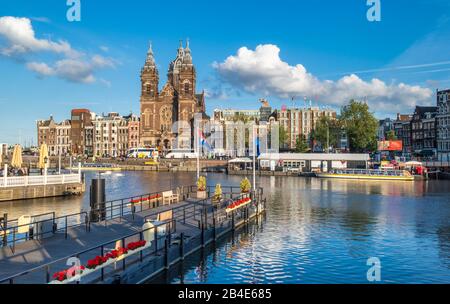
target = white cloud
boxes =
[0,16,116,84]
[26,62,55,76]
[91,54,116,68]
[27,56,115,83]
[214,44,433,111]
[0,16,79,57]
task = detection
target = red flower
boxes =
[126,240,147,251]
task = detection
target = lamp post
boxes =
[44,156,48,184]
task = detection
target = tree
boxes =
[311,116,341,152]
[339,100,378,152]
[295,134,309,153]
[279,125,288,149]
[386,130,397,141]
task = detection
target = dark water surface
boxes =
[1,171,449,283]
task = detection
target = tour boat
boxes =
[316,169,414,181]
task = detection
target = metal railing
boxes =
[0,220,176,284]
[0,186,265,284]
[1,211,89,252]
[1,185,262,249]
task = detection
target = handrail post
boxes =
[3,164,7,188]
[101,245,104,281]
[46,265,50,283]
[213,216,217,241]
[201,222,205,247]
[180,232,185,260]
[139,231,143,262]
[231,211,235,231]
[164,239,169,269]
[65,216,68,239]
[122,237,126,270]
[154,226,158,254]
[2,213,7,247]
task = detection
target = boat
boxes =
[316,168,414,181]
[68,163,122,171]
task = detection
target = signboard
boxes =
[377,140,403,151]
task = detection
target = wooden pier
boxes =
[0,185,265,284]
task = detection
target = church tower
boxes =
[176,39,197,123]
[140,43,159,147]
[139,41,207,150]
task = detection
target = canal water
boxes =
[1,171,449,283]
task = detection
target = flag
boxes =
[199,129,213,152]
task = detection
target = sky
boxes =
[0,0,450,145]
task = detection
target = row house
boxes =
[124,114,140,149]
[93,112,130,158]
[37,116,71,156]
[377,118,394,140]
[411,106,438,158]
[393,114,412,154]
[37,110,140,157]
[437,89,450,161]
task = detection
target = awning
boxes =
[228,158,253,163]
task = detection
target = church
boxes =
[139,40,207,150]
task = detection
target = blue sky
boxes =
[0,0,450,145]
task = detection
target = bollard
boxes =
[89,178,106,222]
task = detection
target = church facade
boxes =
[139,41,206,150]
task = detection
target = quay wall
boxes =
[0,182,84,202]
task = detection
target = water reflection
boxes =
[1,172,450,283]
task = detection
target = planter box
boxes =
[49,243,151,284]
[197,191,207,199]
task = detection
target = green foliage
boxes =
[386,130,397,141]
[339,100,378,152]
[240,177,251,193]
[214,183,222,200]
[311,116,341,151]
[295,134,309,153]
[197,176,206,191]
[279,125,288,148]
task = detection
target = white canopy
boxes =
[228,158,253,163]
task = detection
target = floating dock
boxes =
[0,185,265,284]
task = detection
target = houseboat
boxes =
[316,169,414,181]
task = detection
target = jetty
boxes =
[0,164,84,202]
[0,185,266,284]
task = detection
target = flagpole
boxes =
[253,125,256,191]
[197,123,200,180]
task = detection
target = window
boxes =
[184,82,190,95]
